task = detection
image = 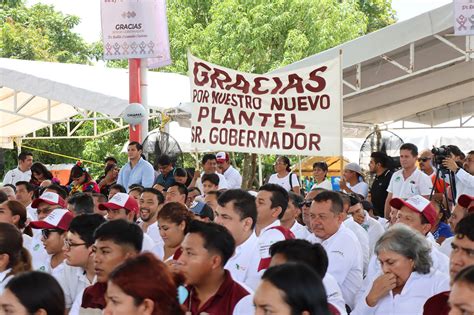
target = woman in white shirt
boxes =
[311,162,333,191]
[352,224,449,315]
[268,156,301,194]
[0,222,32,294]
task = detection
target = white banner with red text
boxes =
[188,53,342,156]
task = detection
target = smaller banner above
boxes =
[101,0,171,67]
[188,53,342,156]
[454,0,474,36]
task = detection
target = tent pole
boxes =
[129,59,142,143]
[140,59,149,150]
[339,50,344,191]
[258,154,263,187]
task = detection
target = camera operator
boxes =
[442,150,474,202]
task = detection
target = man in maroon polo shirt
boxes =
[177,220,254,315]
[423,213,474,315]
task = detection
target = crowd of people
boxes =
[0,140,473,315]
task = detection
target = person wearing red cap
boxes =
[29,209,74,280]
[439,194,474,257]
[216,151,242,189]
[384,143,433,218]
[423,214,474,315]
[29,191,67,272]
[98,192,155,253]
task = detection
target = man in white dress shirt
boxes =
[2,151,33,185]
[215,189,260,290]
[306,190,363,310]
[384,143,433,218]
[216,152,242,189]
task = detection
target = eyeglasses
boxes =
[299,200,313,208]
[418,158,431,162]
[41,229,63,239]
[63,239,87,250]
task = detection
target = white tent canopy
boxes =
[272,3,474,128]
[0,58,190,147]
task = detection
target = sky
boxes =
[26,0,453,44]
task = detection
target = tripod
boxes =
[429,166,456,210]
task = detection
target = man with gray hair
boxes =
[306,190,363,310]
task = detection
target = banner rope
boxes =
[20,145,103,166]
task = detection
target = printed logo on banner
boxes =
[188,53,342,156]
[454,0,474,35]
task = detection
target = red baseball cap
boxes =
[98,192,139,214]
[31,191,66,209]
[29,209,73,231]
[216,152,229,163]
[458,194,474,209]
[390,195,437,226]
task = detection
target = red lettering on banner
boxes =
[192,89,209,103]
[210,107,220,123]
[191,126,202,143]
[193,62,212,86]
[206,128,322,151]
[259,113,272,127]
[290,114,305,129]
[270,95,331,111]
[210,68,232,89]
[226,74,250,94]
[239,111,255,126]
[193,62,330,96]
[274,113,285,128]
[270,77,283,94]
[252,77,270,95]
[279,74,305,94]
[305,66,327,92]
[222,109,236,124]
[197,107,209,122]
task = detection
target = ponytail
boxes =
[9,247,32,277]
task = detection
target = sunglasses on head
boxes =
[299,200,313,208]
[41,229,63,239]
[418,158,431,162]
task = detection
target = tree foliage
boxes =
[0,3,94,63]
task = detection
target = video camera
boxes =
[431,145,452,170]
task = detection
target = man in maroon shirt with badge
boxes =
[177,220,254,315]
[423,213,474,315]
